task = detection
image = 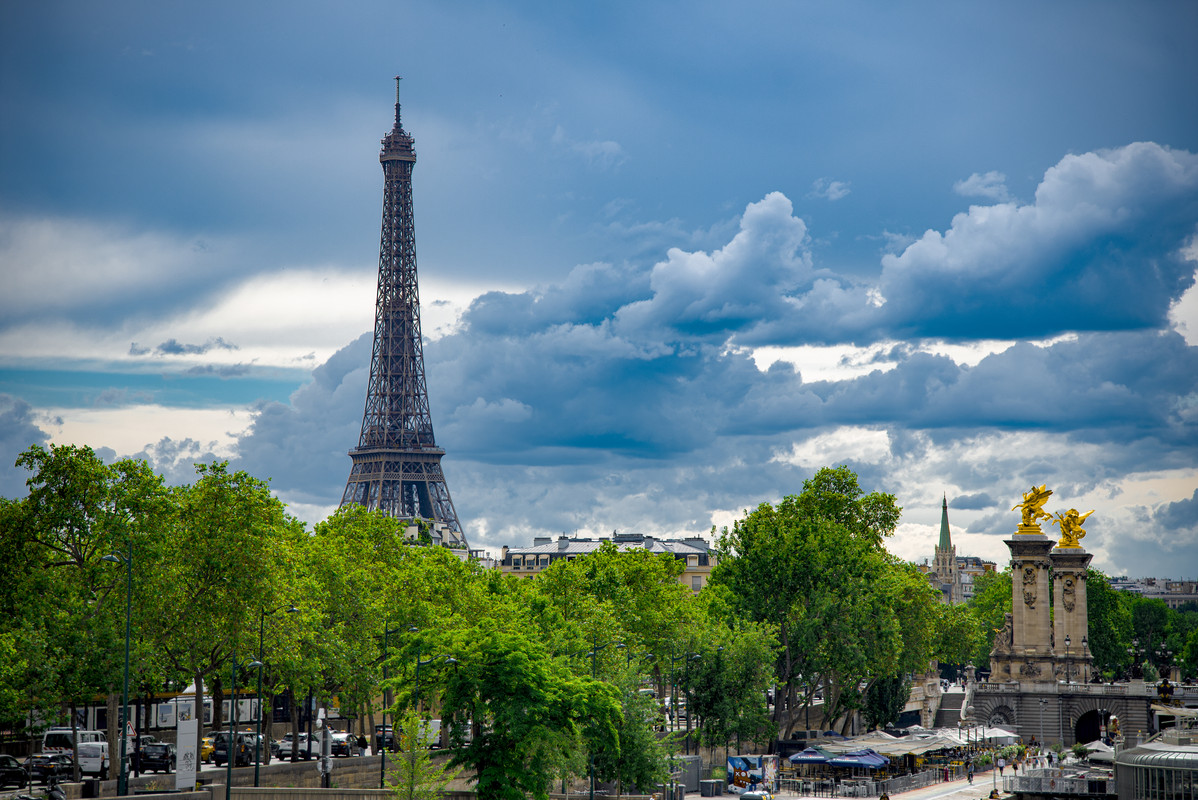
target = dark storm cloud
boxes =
[0,394,49,498]
[1156,490,1198,530]
[952,493,995,511]
[224,142,1198,563]
[873,143,1198,341]
[185,363,251,377]
[233,333,370,504]
[150,337,239,356]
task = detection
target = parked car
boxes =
[75,742,113,779]
[200,737,215,763]
[140,743,176,773]
[374,725,396,753]
[132,736,158,771]
[329,732,356,757]
[239,733,271,763]
[27,753,73,784]
[0,754,29,789]
[277,732,318,761]
[212,733,253,767]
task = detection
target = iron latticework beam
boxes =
[341,79,465,547]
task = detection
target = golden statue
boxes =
[1052,507,1094,548]
[1013,484,1054,529]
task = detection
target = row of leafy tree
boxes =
[7,446,1190,797]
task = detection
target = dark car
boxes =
[213,733,252,768]
[374,725,396,753]
[27,753,73,784]
[0,754,29,789]
[140,743,176,773]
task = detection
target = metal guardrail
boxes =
[1004,771,1114,796]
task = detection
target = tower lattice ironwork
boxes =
[340,79,466,547]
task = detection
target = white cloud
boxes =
[42,404,252,460]
[551,125,627,169]
[810,177,852,201]
[953,170,1011,202]
[771,427,893,468]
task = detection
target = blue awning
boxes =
[828,749,889,769]
[789,746,834,764]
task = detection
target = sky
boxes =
[2,1,1197,579]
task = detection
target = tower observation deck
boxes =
[340,79,466,548]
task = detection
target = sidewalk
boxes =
[772,773,1008,800]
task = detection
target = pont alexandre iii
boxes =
[964,486,1155,745]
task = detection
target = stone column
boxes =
[1051,546,1093,683]
[1003,526,1056,681]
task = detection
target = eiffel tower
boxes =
[340,78,466,548]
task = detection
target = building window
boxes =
[691,576,703,591]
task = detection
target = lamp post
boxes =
[1127,638,1144,679]
[1038,697,1047,747]
[253,605,298,787]
[378,623,403,789]
[586,640,620,800]
[226,656,263,800]
[102,544,133,797]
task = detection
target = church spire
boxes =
[938,494,952,551]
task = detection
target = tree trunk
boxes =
[194,673,205,738]
[212,675,224,732]
[263,690,274,764]
[290,688,301,761]
[106,690,118,765]
[69,699,81,782]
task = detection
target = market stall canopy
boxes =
[828,749,890,768]
[789,746,836,764]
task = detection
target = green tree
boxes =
[862,674,910,731]
[1086,570,1132,675]
[9,444,170,778]
[967,569,1012,669]
[440,618,622,800]
[139,462,303,738]
[390,708,460,800]
[709,466,905,736]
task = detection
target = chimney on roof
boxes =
[533,537,550,547]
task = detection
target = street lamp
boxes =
[226,656,263,800]
[1039,698,1047,746]
[378,623,404,789]
[253,605,298,787]
[586,640,621,800]
[102,545,133,797]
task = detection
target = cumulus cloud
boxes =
[953,170,1011,202]
[877,143,1198,340]
[810,177,852,201]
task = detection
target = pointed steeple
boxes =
[938,494,952,550]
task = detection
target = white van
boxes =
[42,727,107,753]
[75,742,113,779]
